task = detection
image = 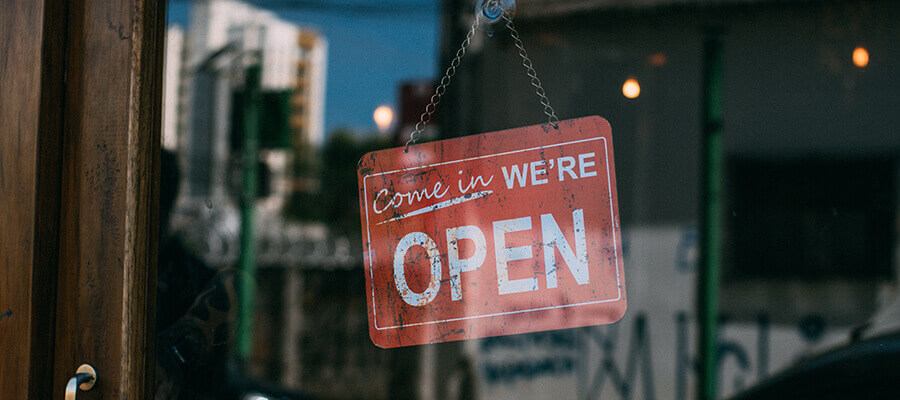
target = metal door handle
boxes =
[65,364,96,400]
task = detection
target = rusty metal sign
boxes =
[358,116,626,348]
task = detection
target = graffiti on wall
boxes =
[473,227,840,400]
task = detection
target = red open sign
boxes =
[358,116,625,348]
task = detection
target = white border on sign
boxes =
[363,136,622,330]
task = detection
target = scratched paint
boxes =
[357,116,626,348]
[0,309,11,323]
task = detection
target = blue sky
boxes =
[167,0,440,136]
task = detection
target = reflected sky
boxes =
[168,0,440,136]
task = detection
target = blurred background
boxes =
[159,0,899,399]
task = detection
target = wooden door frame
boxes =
[0,1,67,398]
[1,0,165,398]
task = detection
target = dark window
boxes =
[727,157,896,281]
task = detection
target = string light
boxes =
[853,46,869,68]
[622,78,641,99]
[374,105,394,132]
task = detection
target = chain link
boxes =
[405,3,561,150]
[503,12,560,129]
[405,20,479,149]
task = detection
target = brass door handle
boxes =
[65,364,96,400]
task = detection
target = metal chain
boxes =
[405,5,561,149]
[503,12,560,129]
[405,20,479,149]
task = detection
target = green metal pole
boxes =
[237,64,261,360]
[698,31,724,400]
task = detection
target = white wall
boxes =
[468,226,855,400]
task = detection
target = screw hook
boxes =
[475,0,516,31]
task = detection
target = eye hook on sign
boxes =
[475,0,515,34]
[404,0,560,152]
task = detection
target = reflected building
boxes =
[176,0,327,213]
[161,1,368,393]
[294,30,328,148]
[162,26,186,152]
[162,0,330,231]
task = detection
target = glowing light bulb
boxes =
[373,105,394,132]
[853,46,869,68]
[622,78,640,99]
[648,52,667,67]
